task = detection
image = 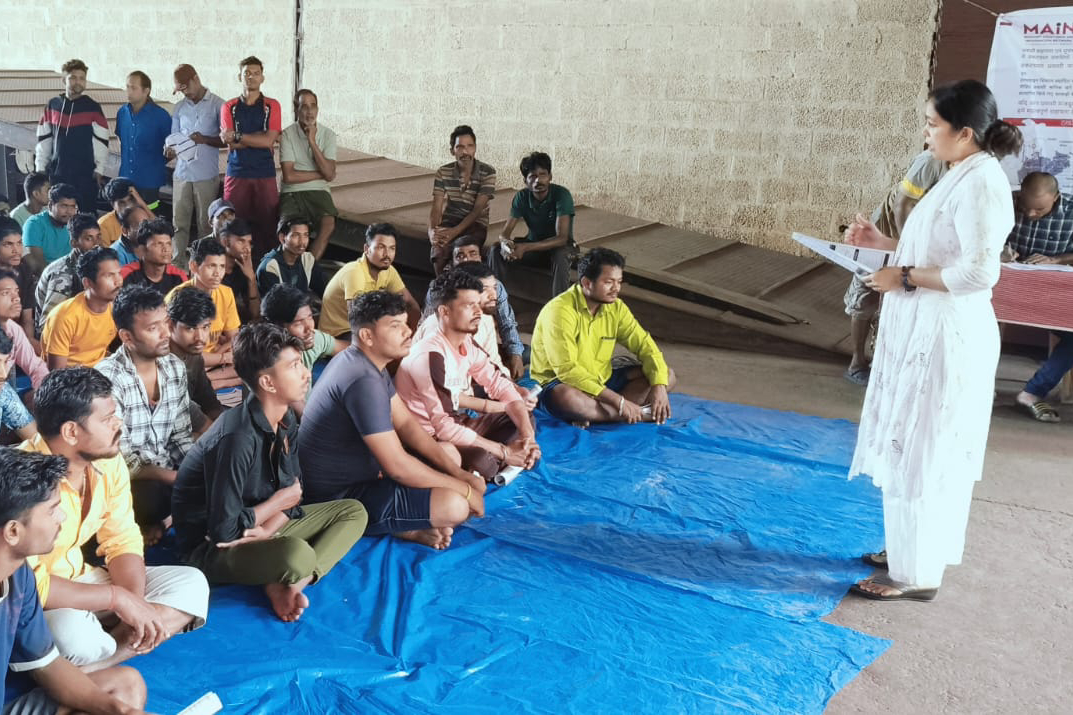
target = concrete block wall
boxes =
[302,0,940,253]
[0,1,294,127]
[3,0,939,255]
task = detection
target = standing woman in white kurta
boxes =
[844,80,1022,601]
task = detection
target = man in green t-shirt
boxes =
[490,151,576,297]
[261,283,346,371]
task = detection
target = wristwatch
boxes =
[233,130,243,145]
[901,266,917,292]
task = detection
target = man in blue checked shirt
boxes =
[1006,172,1073,423]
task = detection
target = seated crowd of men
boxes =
[0,57,677,711]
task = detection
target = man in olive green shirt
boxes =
[530,248,676,427]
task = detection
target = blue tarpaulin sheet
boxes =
[138,395,889,714]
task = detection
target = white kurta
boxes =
[850,150,1014,587]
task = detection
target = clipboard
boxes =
[790,232,893,277]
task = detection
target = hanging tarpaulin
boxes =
[986,6,1073,192]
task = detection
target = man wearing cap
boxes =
[220,56,282,259]
[204,199,235,242]
[116,72,172,208]
[170,65,225,267]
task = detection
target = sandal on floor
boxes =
[850,574,937,602]
[862,551,887,569]
[1021,400,1060,423]
[843,367,870,385]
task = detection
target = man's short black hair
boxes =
[190,237,226,264]
[120,206,146,231]
[0,269,19,284]
[519,151,552,178]
[450,235,483,258]
[239,55,264,70]
[0,218,20,242]
[0,448,68,526]
[77,246,119,283]
[219,218,253,240]
[23,172,49,198]
[293,88,317,117]
[349,290,407,331]
[112,284,164,333]
[365,223,398,244]
[261,284,310,325]
[128,70,151,92]
[453,260,493,281]
[104,178,135,204]
[1022,171,1060,196]
[277,216,312,237]
[450,124,476,147]
[34,367,113,438]
[233,323,304,389]
[67,213,99,243]
[427,269,484,311]
[0,328,12,356]
[578,247,626,283]
[134,218,174,247]
[61,59,88,75]
[48,183,79,205]
[167,285,216,326]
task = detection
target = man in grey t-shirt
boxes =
[298,290,486,550]
[279,89,338,261]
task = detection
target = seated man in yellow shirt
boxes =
[318,222,421,337]
[530,247,677,427]
[167,237,241,363]
[21,368,209,669]
[40,246,123,370]
[98,177,155,249]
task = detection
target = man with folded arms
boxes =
[20,368,208,669]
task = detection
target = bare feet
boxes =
[140,522,165,547]
[264,583,309,622]
[396,527,453,550]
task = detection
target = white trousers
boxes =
[44,565,209,666]
[883,478,977,589]
[172,176,220,264]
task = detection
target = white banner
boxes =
[986,7,1073,192]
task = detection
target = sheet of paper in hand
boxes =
[790,232,893,277]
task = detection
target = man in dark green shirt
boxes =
[490,151,576,297]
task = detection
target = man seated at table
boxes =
[167,238,241,362]
[98,178,155,250]
[40,246,122,369]
[299,291,485,550]
[490,151,576,297]
[96,286,195,544]
[318,223,421,338]
[21,368,208,669]
[530,247,676,427]
[36,212,100,336]
[121,218,189,296]
[1004,172,1073,422]
[172,323,367,622]
[0,448,152,714]
[257,217,327,298]
[261,284,346,371]
[397,270,539,481]
[167,286,224,433]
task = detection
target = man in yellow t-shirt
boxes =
[166,238,241,358]
[318,223,421,337]
[97,177,155,248]
[41,246,122,369]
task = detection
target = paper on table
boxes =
[1002,261,1073,273]
[790,232,893,277]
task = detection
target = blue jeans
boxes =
[1024,331,1073,398]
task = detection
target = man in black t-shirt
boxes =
[299,291,484,550]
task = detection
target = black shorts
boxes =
[346,478,432,536]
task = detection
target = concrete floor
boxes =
[653,340,1072,715]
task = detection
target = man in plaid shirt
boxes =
[35,212,100,336]
[1007,172,1073,423]
[95,285,194,543]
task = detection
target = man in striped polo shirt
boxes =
[427,125,497,274]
